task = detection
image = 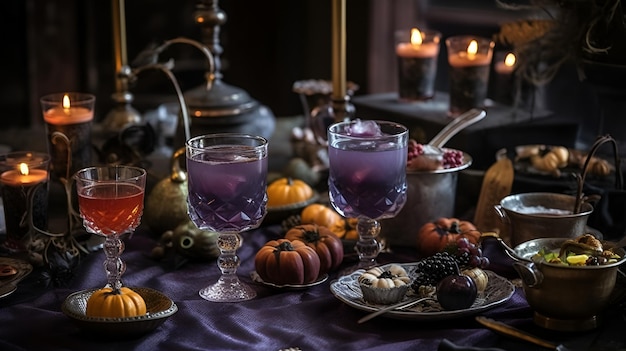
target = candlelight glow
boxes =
[62,95,71,109]
[410,28,423,46]
[504,53,516,67]
[18,163,29,176]
[467,40,478,57]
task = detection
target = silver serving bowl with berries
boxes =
[381,143,472,249]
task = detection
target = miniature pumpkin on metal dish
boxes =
[86,287,147,318]
[62,287,177,337]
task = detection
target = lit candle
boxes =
[0,152,50,252]
[492,52,517,105]
[395,28,441,101]
[0,163,48,187]
[396,28,439,58]
[445,36,495,117]
[42,94,94,125]
[495,52,517,75]
[40,92,95,178]
[448,39,492,67]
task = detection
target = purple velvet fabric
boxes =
[0,226,623,351]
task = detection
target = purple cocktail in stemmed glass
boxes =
[186,133,268,302]
[328,120,408,271]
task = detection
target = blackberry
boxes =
[281,214,301,234]
[456,250,471,267]
[411,252,460,290]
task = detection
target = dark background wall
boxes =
[0,0,370,128]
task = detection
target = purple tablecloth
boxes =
[0,226,624,351]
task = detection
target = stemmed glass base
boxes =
[199,275,257,302]
[199,232,256,302]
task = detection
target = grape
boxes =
[445,237,490,269]
[456,237,470,249]
[479,257,490,269]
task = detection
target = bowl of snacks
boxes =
[510,234,625,331]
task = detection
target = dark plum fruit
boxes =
[436,274,477,310]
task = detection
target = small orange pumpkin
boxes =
[285,224,344,274]
[300,204,346,237]
[254,238,321,285]
[267,177,314,207]
[344,218,358,241]
[85,287,147,318]
[416,218,480,258]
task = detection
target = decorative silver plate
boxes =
[330,262,515,321]
[0,257,33,299]
[62,287,178,337]
[251,271,328,290]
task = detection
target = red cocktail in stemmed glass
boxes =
[74,166,146,291]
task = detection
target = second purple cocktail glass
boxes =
[328,120,408,270]
[186,133,268,302]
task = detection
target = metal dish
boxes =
[511,237,626,331]
[264,191,319,224]
[508,144,613,179]
[330,262,515,321]
[250,271,328,290]
[0,257,33,299]
[62,287,177,337]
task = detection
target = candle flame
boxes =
[467,40,478,57]
[504,53,516,67]
[18,163,29,176]
[410,28,423,46]
[62,94,71,109]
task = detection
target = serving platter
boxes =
[251,271,328,290]
[0,257,33,299]
[330,262,515,321]
[508,144,614,179]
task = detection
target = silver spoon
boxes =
[357,297,435,323]
[428,108,486,148]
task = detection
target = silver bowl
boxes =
[512,237,625,331]
[62,287,177,337]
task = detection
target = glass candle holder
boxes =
[445,36,494,117]
[41,93,95,180]
[0,151,50,252]
[395,28,441,102]
[491,51,517,105]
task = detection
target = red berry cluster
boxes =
[407,139,423,161]
[442,149,464,169]
[407,139,464,169]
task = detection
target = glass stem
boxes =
[355,218,382,269]
[217,232,242,275]
[103,234,125,291]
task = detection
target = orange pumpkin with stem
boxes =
[285,224,344,274]
[254,238,321,285]
[416,217,480,258]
